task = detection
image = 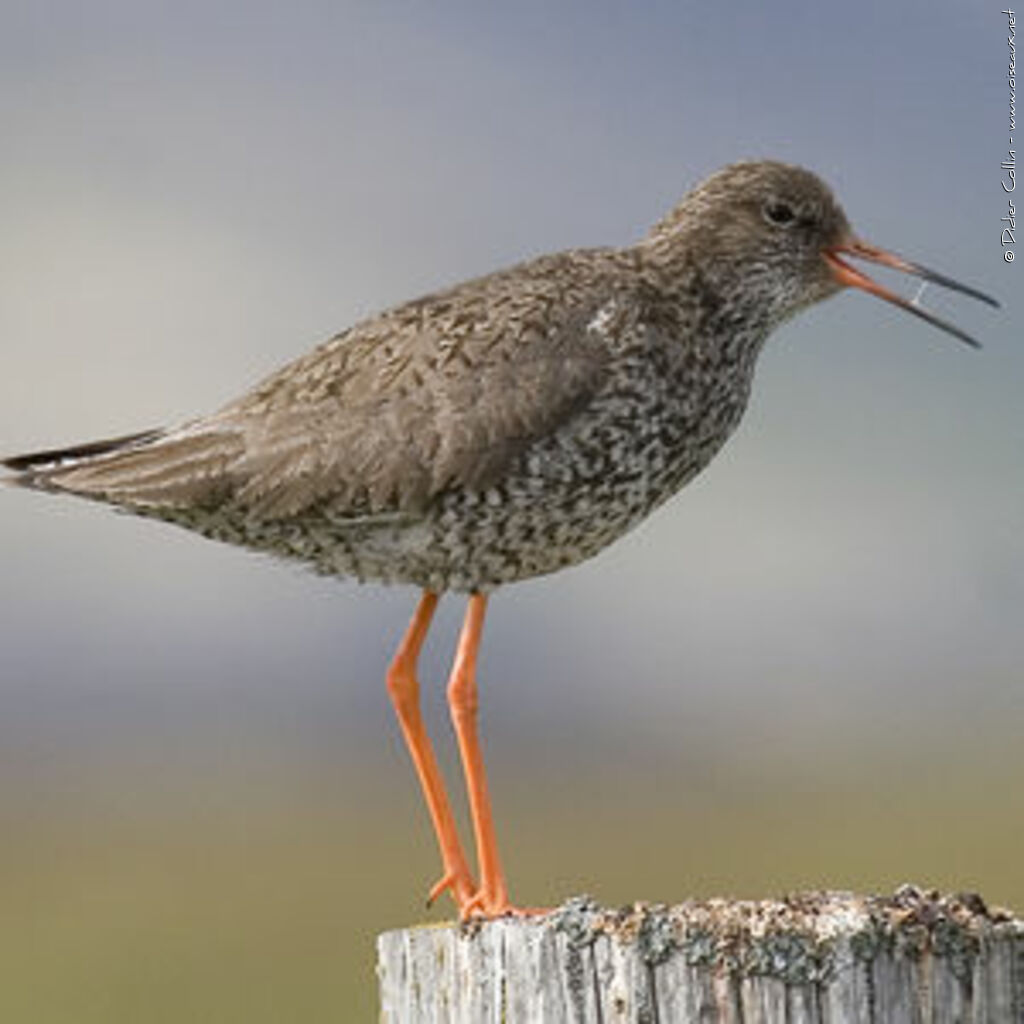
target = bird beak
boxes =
[823,238,999,349]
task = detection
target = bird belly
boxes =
[348,381,750,592]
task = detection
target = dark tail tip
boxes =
[3,428,165,474]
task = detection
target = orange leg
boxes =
[447,594,512,917]
[386,590,476,910]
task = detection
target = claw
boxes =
[427,867,477,909]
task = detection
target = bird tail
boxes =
[2,425,241,508]
[3,429,166,477]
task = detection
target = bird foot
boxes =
[457,888,550,922]
[426,866,477,910]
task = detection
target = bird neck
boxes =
[633,240,779,367]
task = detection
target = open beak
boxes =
[823,239,999,349]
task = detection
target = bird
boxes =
[2,160,998,919]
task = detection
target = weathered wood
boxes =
[377,885,1024,1023]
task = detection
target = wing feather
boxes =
[211,250,618,518]
[6,249,622,520]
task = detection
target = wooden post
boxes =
[378,885,1024,1023]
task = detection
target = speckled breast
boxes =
[307,332,763,592]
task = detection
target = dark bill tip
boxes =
[824,238,999,349]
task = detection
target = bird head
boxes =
[646,160,998,345]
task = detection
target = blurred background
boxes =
[1,1,1020,1019]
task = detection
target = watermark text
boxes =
[1001,9,1016,260]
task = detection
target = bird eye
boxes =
[763,200,796,227]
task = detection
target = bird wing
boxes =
[217,251,616,518]
[24,251,619,519]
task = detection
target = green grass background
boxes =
[3,732,1020,1022]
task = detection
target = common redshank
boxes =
[2,161,998,918]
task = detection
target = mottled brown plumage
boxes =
[2,161,997,917]
[5,161,994,592]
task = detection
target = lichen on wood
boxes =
[378,885,1024,1023]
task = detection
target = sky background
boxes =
[0,2,1021,1020]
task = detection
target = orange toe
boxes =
[427,866,477,909]
[457,887,550,921]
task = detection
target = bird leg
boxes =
[386,590,477,911]
[447,594,512,917]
